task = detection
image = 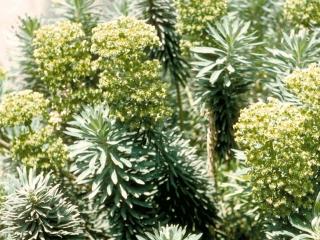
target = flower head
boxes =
[0,90,48,127]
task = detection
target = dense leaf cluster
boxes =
[66,105,216,239]
[192,16,260,160]
[0,168,84,240]
[138,225,202,240]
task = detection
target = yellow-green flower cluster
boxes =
[91,17,171,126]
[11,126,68,171]
[0,90,48,127]
[0,67,5,81]
[175,0,227,46]
[91,17,160,61]
[284,0,320,28]
[285,64,320,107]
[235,98,320,216]
[33,20,92,91]
[50,87,103,122]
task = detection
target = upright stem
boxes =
[175,81,184,130]
[0,138,10,150]
[207,109,218,187]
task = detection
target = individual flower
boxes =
[0,90,48,127]
[235,98,320,216]
[284,0,320,28]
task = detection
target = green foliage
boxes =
[216,158,264,239]
[105,0,130,20]
[235,98,320,216]
[267,192,320,239]
[229,0,286,43]
[133,0,189,86]
[175,0,227,47]
[138,225,202,240]
[66,104,217,239]
[16,16,41,90]
[66,105,157,240]
[149,129,217,237]
[0,90,48,127]
[192,16,260,160]
[52,0,99,34]
[133,0,190,129]
[0,168,84,240]
[284,0,320,28]
[91,17,171,127]
[6,0,320,237]
[266,29,320,101]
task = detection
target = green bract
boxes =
[284,0,320,28]
[285,64,320,107]
[11,126,69,171]
[235,98,320,216]
[175,0,227,47]
[0,90,48,127]
[33,20,92,90]
[91,17,171,127]
[91,16,159,59]
[0,168,84,240]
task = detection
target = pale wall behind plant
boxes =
[0,0,50,68]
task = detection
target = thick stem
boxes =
[0,138,10,150]
[207,109,218,187]
[185,85,196,111]
[175,81,184,130]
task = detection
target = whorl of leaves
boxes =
[133,0,189,86]
[192,16,260,160]
[66,105,157,240]
[229,0,286,43]
[16,16,42,90]
[137,225,202,240]
[266,29,320,101]
[132,0,190,128]
[0,167,84,240]
[148,129,217,237]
